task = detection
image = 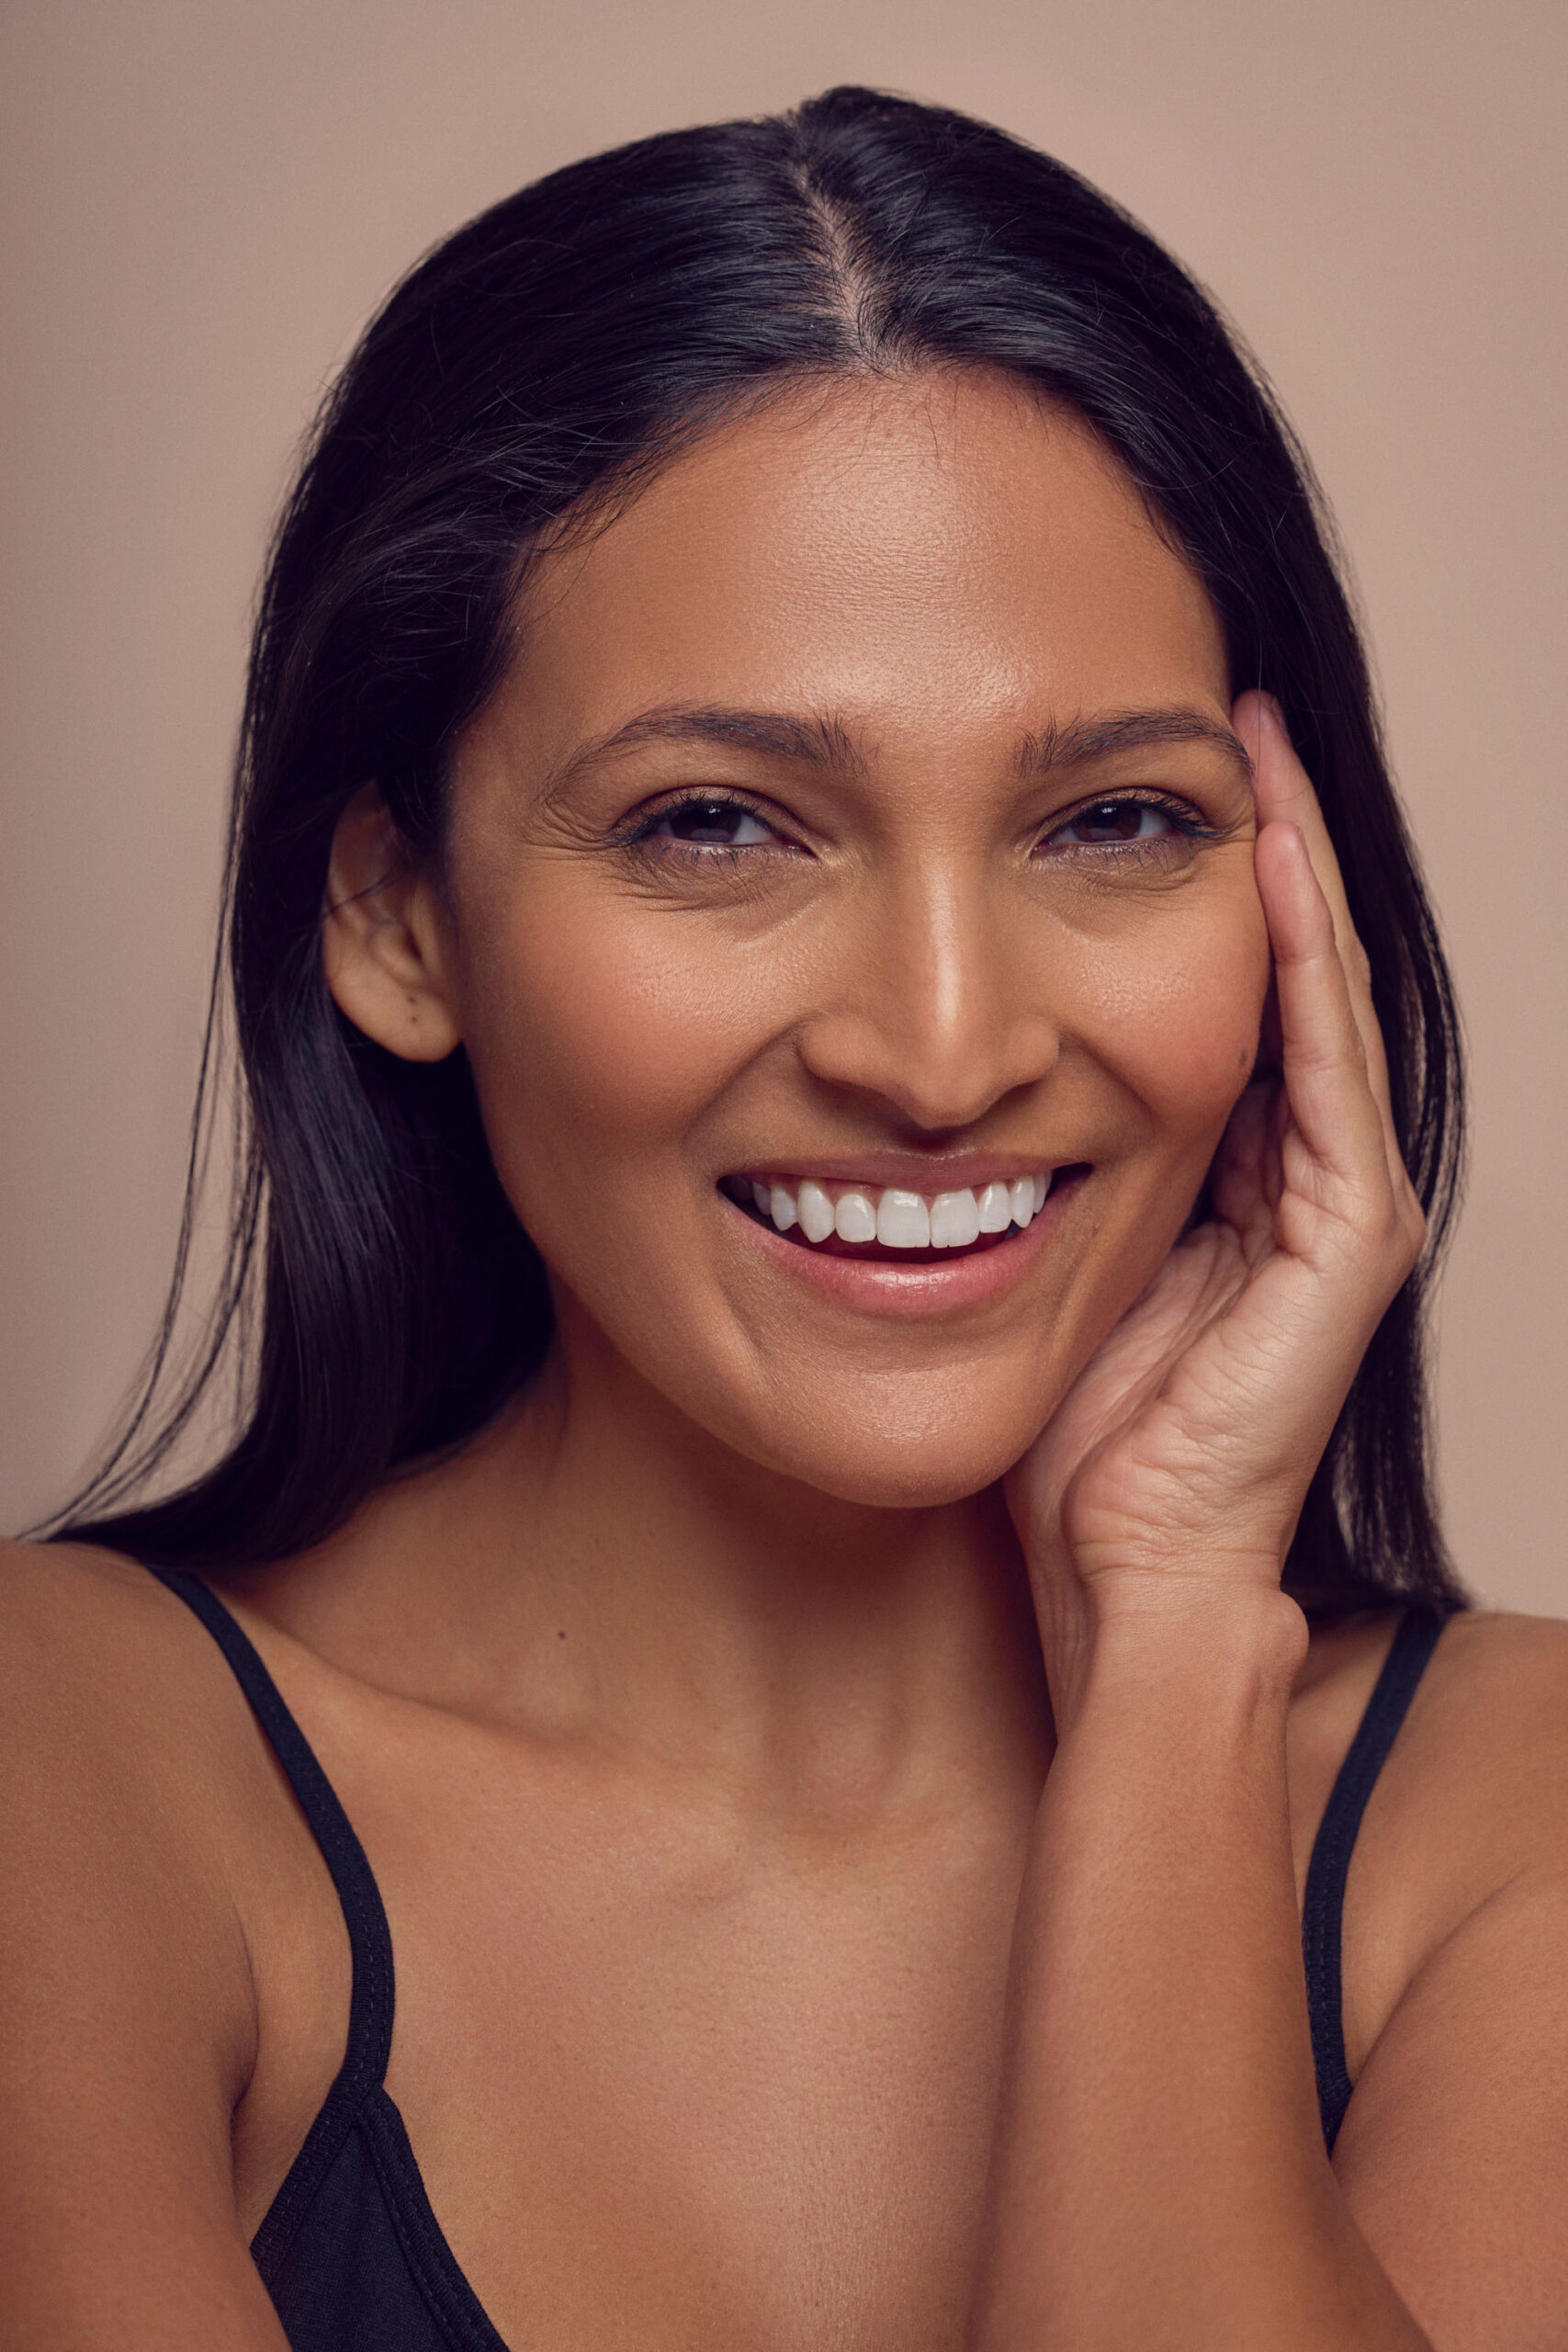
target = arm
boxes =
[973,693,1445,2349]
[975,1600,1568,2352]
[0,1544,293,2350]
[974,1586,1429,2351]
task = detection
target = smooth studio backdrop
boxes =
[3,0,1563,1610]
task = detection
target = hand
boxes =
[1006,693,1426,1714]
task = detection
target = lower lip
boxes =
[726,1178,1082,1320]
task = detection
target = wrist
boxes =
[1051,1573,1306,1734]
[1096,1567,1305,1662]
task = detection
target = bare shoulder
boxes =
[4,1531,201,1679]
[1292,1603,1568,1866]
[1394,1606,1568,1864]
[0,1544,300,2337]
[0,1531,344,1987]
[1328,1612,1568,2330]
[1,1535,260,1795]
[0,1535,288,2068]
[0,1530,265,1890]
[1328,1606,1568,2069]
[1424,1600,1568,1709]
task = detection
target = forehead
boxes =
[497,370,1229,761]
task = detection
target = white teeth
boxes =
[834,1191,878,1244]
[740,1170,1055,1250]
[976,1180,1012,1234]
[876,1189,931,1249]
[930,1188,982,1249]
[797,1178,835,1243]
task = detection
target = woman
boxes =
[4,85,1565,2350]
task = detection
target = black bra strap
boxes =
[1303,1604,1445,2152]
[149,1565,1441,2165]
[145,1565,396,2090]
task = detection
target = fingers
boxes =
[1234,692,1370,1024]
[1234,690,1416,1218]
[1252,819,1382,1184]
[1253,817,1424,1281]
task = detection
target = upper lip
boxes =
[724,1152,1070,1191]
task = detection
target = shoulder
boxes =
[1,1528,265,1846]
[1292,1603,1568,1836]
[0,1537,291,2059]
[0,1549,326,2335]
[1390,1606,1568,1883]
[1422,1600,1568,1719]
[0,1534,328,1890]
[1328,1615,1568,2319]
[1326,1604,1568,1901]
[1,1535,252,1780]
[4,1530,193,1653]
[1324,1606,1568,2071]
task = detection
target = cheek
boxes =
[1070,889,1271,1149]
[454,874,792,1198]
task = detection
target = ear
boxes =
[321,785,462,1062]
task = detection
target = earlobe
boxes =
[321,785,462,1063]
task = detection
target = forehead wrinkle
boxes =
[1016,708,1254,787]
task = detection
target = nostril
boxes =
[793,1005,1060,1135]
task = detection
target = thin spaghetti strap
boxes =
[144,1564,395,2090]
[1303,1604,1445,2153]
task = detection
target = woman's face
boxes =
[438,370,1269,1507]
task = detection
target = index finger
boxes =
[1235,695,1378,1050]
[1233,691,1411,1204]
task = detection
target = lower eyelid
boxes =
[635,828,794,854]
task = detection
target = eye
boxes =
[1046,797,1186,849]
[634,796,782,850]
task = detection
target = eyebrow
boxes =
[542,700,1251,796]
[1016,708,1253,784]
[541,705,866,797]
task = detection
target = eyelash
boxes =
[619,794,802,865]
[1039,792,1217,863]
[618,789,1217,865]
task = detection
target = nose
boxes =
[795,862,1060,1131]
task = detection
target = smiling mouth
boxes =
[721,1169,1086,1262]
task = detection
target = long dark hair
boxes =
[48,86,1466,1611]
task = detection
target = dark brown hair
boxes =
[51,86,1467,1613]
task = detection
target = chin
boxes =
[716,1396,1043,1514]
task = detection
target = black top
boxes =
[146,1566,1445,2349]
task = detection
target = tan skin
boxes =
[5,370,1568,2349]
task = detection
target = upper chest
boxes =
[237,1689,1037,2347]
[229,1611,1493,2349]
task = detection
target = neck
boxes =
[262,1332,1053,1826]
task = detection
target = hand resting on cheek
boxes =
[1009,690,1427,1727]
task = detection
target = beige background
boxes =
[2,0,1562,1610]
